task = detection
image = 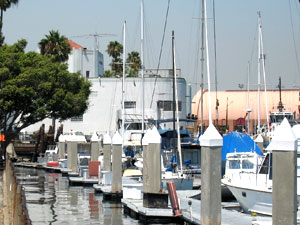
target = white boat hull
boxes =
[223,179,300,218]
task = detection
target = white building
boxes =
[22,40,191,136]
[23,75,190,136]
[67,40,104,78]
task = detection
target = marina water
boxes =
[15,167,176,225]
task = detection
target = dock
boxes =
[11,161,279,224]
[122,190,273,225]
[68,176,98,186]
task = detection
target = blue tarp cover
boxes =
[222,132,263,161]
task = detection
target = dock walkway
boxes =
[122,190,273,225]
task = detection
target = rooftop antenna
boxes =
[70,32,116,50]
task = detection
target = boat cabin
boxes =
[224,152,265,180]
[270,111,294,124]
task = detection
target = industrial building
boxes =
[192,89,300,134]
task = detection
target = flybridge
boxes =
[270,111,294,124]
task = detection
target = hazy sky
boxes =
[3,0,300,96]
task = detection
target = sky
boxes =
[3,0,300,97]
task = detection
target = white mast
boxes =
[259,13,270,134]
[204,0,213,125]
[257,11,261,133]
[141,0,145,134]
[172,31,183,174]
[121,21,126,149]
[247,61,252,134]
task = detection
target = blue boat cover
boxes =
[222,131,263,161]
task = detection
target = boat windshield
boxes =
[228,158,255,170]
[270,113,294,123]
[229,160,240,169]
[242,159,254,169]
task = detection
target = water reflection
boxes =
[15,167,142,225]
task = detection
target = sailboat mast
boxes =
[259,12,270,133]
[278,77,283,112]
[257,11,261,133]
[122,21,126,149]
[204,0,213,125]
[200,0,205,133]
[172,31,183,174]
[172,31,176,132]
[247,61,251,134]
[213,0,219,128]
[141,0,145,134]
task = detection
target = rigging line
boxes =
[249,25,257,66]
[247,23,258,87]
[190,0,201,87]
[295,0,300,18]
[288,0,300,80]
[192,6,202,92]
[150,0,171,108]
[293,0,300,49]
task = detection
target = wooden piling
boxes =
[91,132,99,161]
[200,124,223,225]
[111,131,122,194]
[103,133,112,172]
[270,118,297,225]
[67,141,78,172]
[58,135,66,159]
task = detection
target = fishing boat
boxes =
[222,149,300,218]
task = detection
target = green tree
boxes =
[0,40,91,158]
[104,70,114,77]
[126,51,141,77]
[106,41,123,76]
[39,30,71,139]
[0,0,19,45]
[39,30,71,63]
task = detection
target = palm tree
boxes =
[0,0,19,45]
[107,41,123,59]
[106,41,123,76]
[38,30,71,144]
[126,51,141,77]
[39,30,71,63]
[110,57,123,76]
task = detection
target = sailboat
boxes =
[160,31,194,190]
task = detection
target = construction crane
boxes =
[69,32,116,50]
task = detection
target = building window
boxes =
[86,71,90,78]
[71,115,83,122]
[124,101,136,109]
[157,101,181,111]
